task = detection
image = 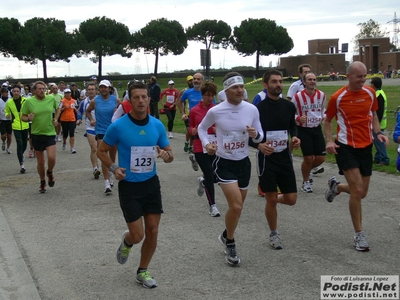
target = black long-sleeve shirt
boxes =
[249,97,298,171]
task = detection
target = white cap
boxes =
[2,82,8,87]
[64,88,71,93]
[99,80,111,87]
[168,80,175,85]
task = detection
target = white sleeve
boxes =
[251,108,264,143]
[287,83,297,99]
[198,109,215,146]
[111,105,124,123]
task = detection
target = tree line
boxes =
[0,17,294,81]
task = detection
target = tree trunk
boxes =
[153,48,159,76]
[98,55,102,79]
[255,49,260,77]
[42,59,47,82]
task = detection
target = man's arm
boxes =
[373,111,389,146]
[375,94,384,124]
[157,145,174,163]
[86,99,96,125]
[176,98,188,120]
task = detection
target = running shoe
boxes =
[93,169,101,179]
[209,204,220,217]
[39,180,47,194]
[354,232,370,252]
[6,148,11,154]
[20,165,26,174]
[301,181,313,193]
[116,230,131,264]
[257,184,265,197]
[218,233,226,247]
[197,176,205,196]
[28,149,34,158]
[325,176,340,203]
[56,136,62,142]
[47,170,55,187]
[136,270,157,289]
[270,234,283,250]
[168,132,173,139]
[312,166,324,174]
[71,148,76,154]
[109,173,114,187]
[62,143,66,150]
[105,185,112,195]
[183,142,189,152]
[225,243,241,265]
[309,172,313,185]
[189,154,199,171]
[1,141,5,151]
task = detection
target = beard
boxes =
[269,88,282,97]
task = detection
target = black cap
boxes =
[1,87,8,93]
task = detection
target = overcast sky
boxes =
[0,0,398,79]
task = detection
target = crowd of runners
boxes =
[0,61,390,288]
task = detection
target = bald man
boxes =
[323,61,389,252]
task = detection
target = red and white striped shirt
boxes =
[292,89,326,128]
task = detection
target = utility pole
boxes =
[387,12,400,49]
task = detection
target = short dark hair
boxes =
[128,82,149,98]
[262,70,282,83]
[370,77,382,89]
[298,64,311,73]
[12,84,21,91]
[201,82,217,96]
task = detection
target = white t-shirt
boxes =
[287,79,305,99]
[198,100,263,160]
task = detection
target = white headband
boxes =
[223,76,244,90]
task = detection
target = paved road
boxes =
[0,128,399,300]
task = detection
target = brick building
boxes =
[353,37,400,73]
[279,39,346,76]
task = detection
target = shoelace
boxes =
[227,245,237,258]
[355,234,367,246]
[139,271,152,280]
[121,246,131,257]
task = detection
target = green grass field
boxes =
[114,77,400,175]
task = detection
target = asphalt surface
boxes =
[0,125,400,300]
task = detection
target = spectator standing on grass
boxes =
[370,77,389,166]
